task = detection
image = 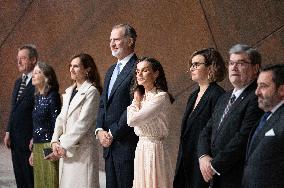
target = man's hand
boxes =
[97,130,112,147]
[29,138,33,151]
[199,155,214,182]
[4,132,11,149]
[29,152,33,166]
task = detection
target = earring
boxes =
[208,72,212,81]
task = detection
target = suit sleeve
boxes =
[198,115,214,157]
[95,67,114,131]
[197,89,225,157]
[108,69,136,140]
[95,94,105,130]
[6,79,20,132]
[211,94,263,174]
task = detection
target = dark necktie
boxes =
[249,111,272,148]
[218,94,236,127]
[17,74,27,101]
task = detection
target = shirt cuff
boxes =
[108,129,113,138]
[211,164,220,176]
[199,154,207,160]
[95,128,104,139]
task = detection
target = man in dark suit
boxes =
[4,45,38,188]
[96,24,139,188]
[243,64,284,188]
[197,44,263,188]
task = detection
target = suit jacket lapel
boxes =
[108,55,136,101]
[15,80,33,106]
[215,81,257,138]
[212,92,231,138]
[247,106,283,158]
[181,89,198,135]
[182,84,216,137]
[12,78,21,108]
[67,81,92,117]
[104,64,116,102]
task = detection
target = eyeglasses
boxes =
[17,56,29,62]
[190,62,205,70]
[228,60,250,67]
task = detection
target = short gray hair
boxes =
[229,44,261,65]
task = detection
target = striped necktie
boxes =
[17,74,28,101]
[218,94,236,127]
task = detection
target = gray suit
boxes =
[243,103,284,188]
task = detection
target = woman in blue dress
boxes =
[29,61,61,188]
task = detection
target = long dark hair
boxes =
[70,53,103,94]
[131,56,174,103]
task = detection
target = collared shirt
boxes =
[95,52,134,137]
[231,83,250,99]
[267,99,284,120]
[23,72,33,85]
[117,52,134,71]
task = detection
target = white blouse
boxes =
[127,88,171,139]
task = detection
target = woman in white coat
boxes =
[51,53,102,188]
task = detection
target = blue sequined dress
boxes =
[32,90,61,188]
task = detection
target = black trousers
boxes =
[11,148,34,188]
[105,153,134,188]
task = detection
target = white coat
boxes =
[51,81,99,188]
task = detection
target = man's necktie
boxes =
[248,111,271,149]
[108,62,122,98]
[17,74,27,101]
[218,94,236,127]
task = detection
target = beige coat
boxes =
[51,81,99,188]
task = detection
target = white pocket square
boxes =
[265,129,275,136]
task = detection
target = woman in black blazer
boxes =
[174,48,226,188]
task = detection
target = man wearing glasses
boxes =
[197,44,263,188]
[4,45,37,188]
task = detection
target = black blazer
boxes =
[174,82,225,188]
[7,77,35,151]
[242,104,284,188]
[96,54,139,161]
[198,81,263,188]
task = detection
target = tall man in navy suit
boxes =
[96,24,139,188]
[197,44,263,188]
[243,64,284,188]
[4,45,38,188]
